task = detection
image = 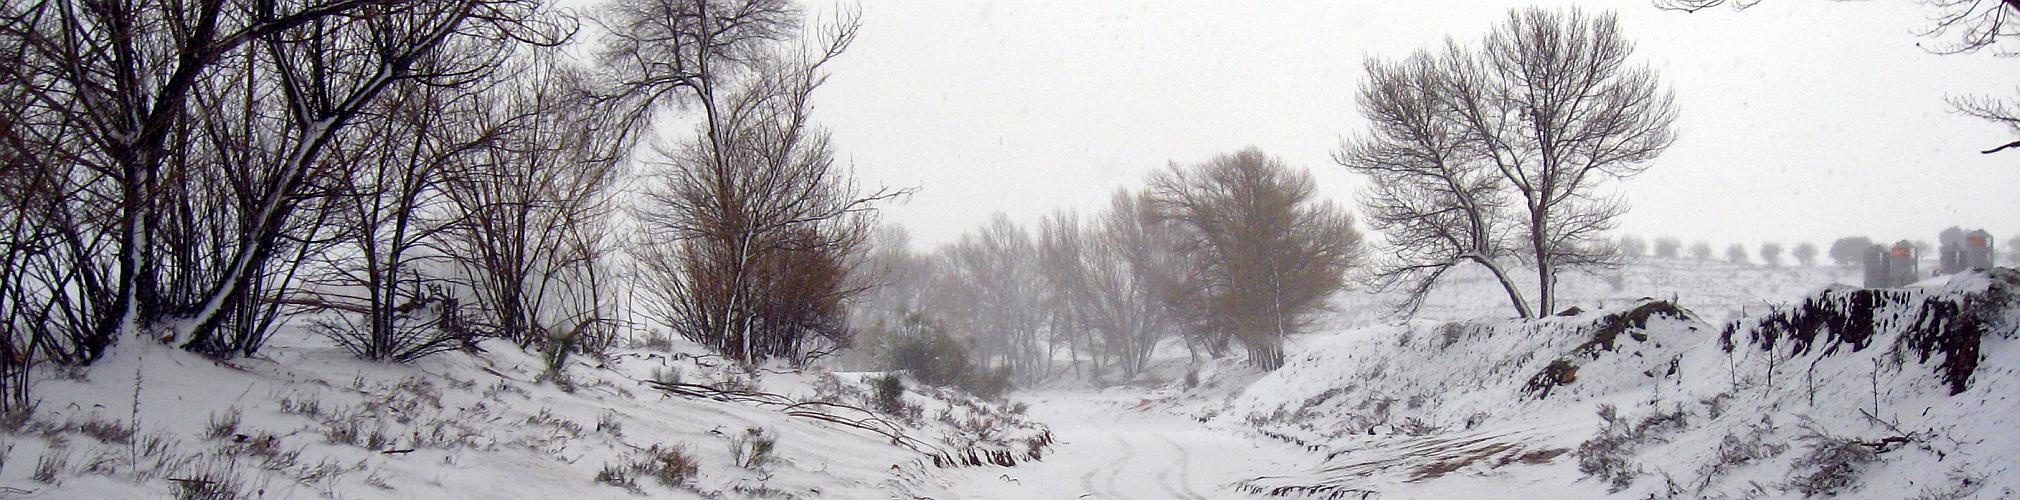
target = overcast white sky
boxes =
[804,1,2020,251]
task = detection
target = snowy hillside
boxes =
[0,331,1048,498]
[1332,258,1863,328]
[1221,267,2020,498]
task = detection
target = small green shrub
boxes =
[877,313,1016,398]
[880,315,973,387]
[871,374,907,415]
[960,365,1013,399]
[729,427,777,469]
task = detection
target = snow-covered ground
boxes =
[0,329,1046,498]
[11,258,2007,499]
[930,389,1318,499]
[1218,266,2020,498]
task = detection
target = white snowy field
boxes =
[928,389,1317,499]
[0,330,1046,498]
[8,258,2011,499]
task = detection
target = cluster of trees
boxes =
[2,0,587,411]
[1343,7,1676,319]
[859,149,1362,379]
[1,0,888,411]
[1615,237,1818,267]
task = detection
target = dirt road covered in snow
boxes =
[931,389,1319,499]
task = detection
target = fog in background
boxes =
[808,1,2020,250]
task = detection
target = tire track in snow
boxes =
[1075,411,1137,499]
[1154,432,1207,500]
[1099,429,1136,498]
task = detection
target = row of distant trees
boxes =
[1611,236,1817,267]
[1,0,890,411]
[857,149,1363,377]
[1609,232,2020,268]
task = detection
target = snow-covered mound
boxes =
[1,332,1048,498]
[1330,258,1861,329]
[1224,268,2020,498]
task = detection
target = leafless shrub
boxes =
[169,454,248,500]
[594,462,640,492]
[205,408,242,441]
[278,395,323,419]
[32,445,65,483]
[1575,404,1691,492]
[76,416,133,444]
[599,444,700,490]
[1787,430,1880,497]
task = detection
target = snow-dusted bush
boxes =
[1574,403,1690,492]
[729,427,778,469]
[1787,431,1880,496]
[880,315,973,388]
[597,444,699,492]
[871,374,908,415]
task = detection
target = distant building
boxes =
[1965,230,1995,270]
[1864,241,1920,288]
[1939,229,1996,274]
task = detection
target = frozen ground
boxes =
[0,330,1045,498]
[13,258,2006,499]
[932,389,1318,499]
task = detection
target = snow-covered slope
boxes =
[1331,258,1862,329]
[1222,267,2020,498]
[0,331,1047,498]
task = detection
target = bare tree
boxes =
[439,50,625,364]
[1150,148,1363,370]
[1087,192,1187,376]
[1760,242,1784,267]
[594,0,803,158]
[1691,241,1715,261]
[1727,243,1751,265]
[932,215,1047,380]
[1340,52,1533,319]
[1035,211,1096,376]
[1348,7,1674,319]
[297,78,495,362]
[1,0,556,365]
[1954,95,2020,153]
[631,10,899,366]
[1443,7,1677,316]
